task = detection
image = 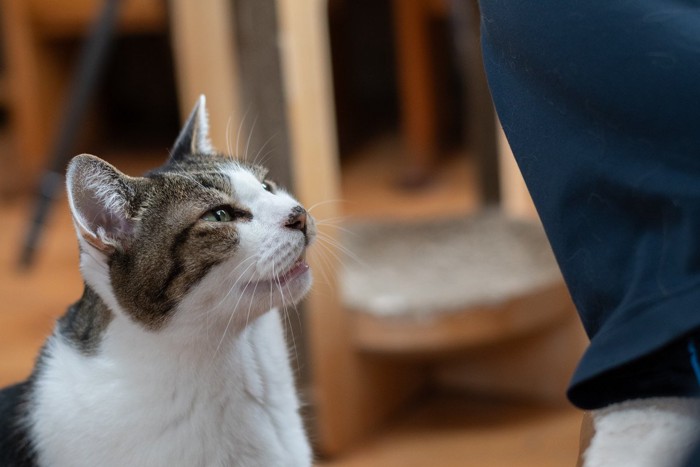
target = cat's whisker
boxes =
[244,115,260,164]
[225,115,234,159]
[316,229,358,256]
[206,263,257,349]
[315,222,358,237]
[313,215,351,225]
[307,247,336,289]
[281,278,304,362]
[318,241,356,267]
[283,279,303,330]
[273,262,292,324]
[218,254,257,287]
[315,232,364,267]
[250,149,275,170]
[281,299,300,372]
[274,271,302,370]
[219,260,259,310]
[306,198,348,214]
[307,240,357,295]
[243,276,261,330]
[252,132,278,165]
[214,272,257,357]
[235,105,253,160]
[273,262,289,313]
[210,256,258,314]
[268,266,275,313]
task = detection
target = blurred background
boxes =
[0,0,588,465]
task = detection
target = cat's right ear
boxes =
[66,154,139,253]
[169,95,214,162]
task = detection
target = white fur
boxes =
[582,397,700,467]
[30,308,311,467]
[226,167,310,280]
[36,164,314,466]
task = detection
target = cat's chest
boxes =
[29,312,310,467]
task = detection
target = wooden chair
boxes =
[166,0,586,458]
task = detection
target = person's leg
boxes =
[477,0,700,464]
[479,0,700,409]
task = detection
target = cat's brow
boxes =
[239,163,268,181]
[175,172,233,195]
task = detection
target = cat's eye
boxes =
[202,207,234,222]
[201,206,252,223]
[262,180,276,193]
[202,208,232,222]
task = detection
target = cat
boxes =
[0,96,314,467]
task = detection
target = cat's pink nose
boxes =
[285,207,307,234]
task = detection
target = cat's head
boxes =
[65,96,315,334]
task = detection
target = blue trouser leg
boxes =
[478,0,700,409]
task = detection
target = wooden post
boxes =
[497,122,537,219]
[392,0,438,185]
[276,0,423,456]
[1,0,57,193]
[169,0,241,151]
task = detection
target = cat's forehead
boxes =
[151,150,268,176]
[144,159,269,200]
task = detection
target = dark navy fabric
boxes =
[478,0,700,409]
[683,437,700,467]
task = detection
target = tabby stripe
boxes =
[150,224,226,323]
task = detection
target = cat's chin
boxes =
[273,257,310,287]
[250,260,313,304]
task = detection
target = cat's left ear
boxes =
[66,154,141,253]
[169,94,214,161]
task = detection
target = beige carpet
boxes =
[340,210,562,318]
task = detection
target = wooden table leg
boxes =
[393,0,439,187]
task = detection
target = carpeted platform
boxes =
[340,210,562,319]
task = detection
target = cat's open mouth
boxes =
[274,256,309,286]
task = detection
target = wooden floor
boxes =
[0,143,584,466]
[0,198,82,386]
[317,392,582,467]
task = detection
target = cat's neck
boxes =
[100,304,294,409]
[99,301,288,396]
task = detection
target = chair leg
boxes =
[393,0,439,186]
[18,0,121,269]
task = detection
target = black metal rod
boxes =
[19,0,122,269]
